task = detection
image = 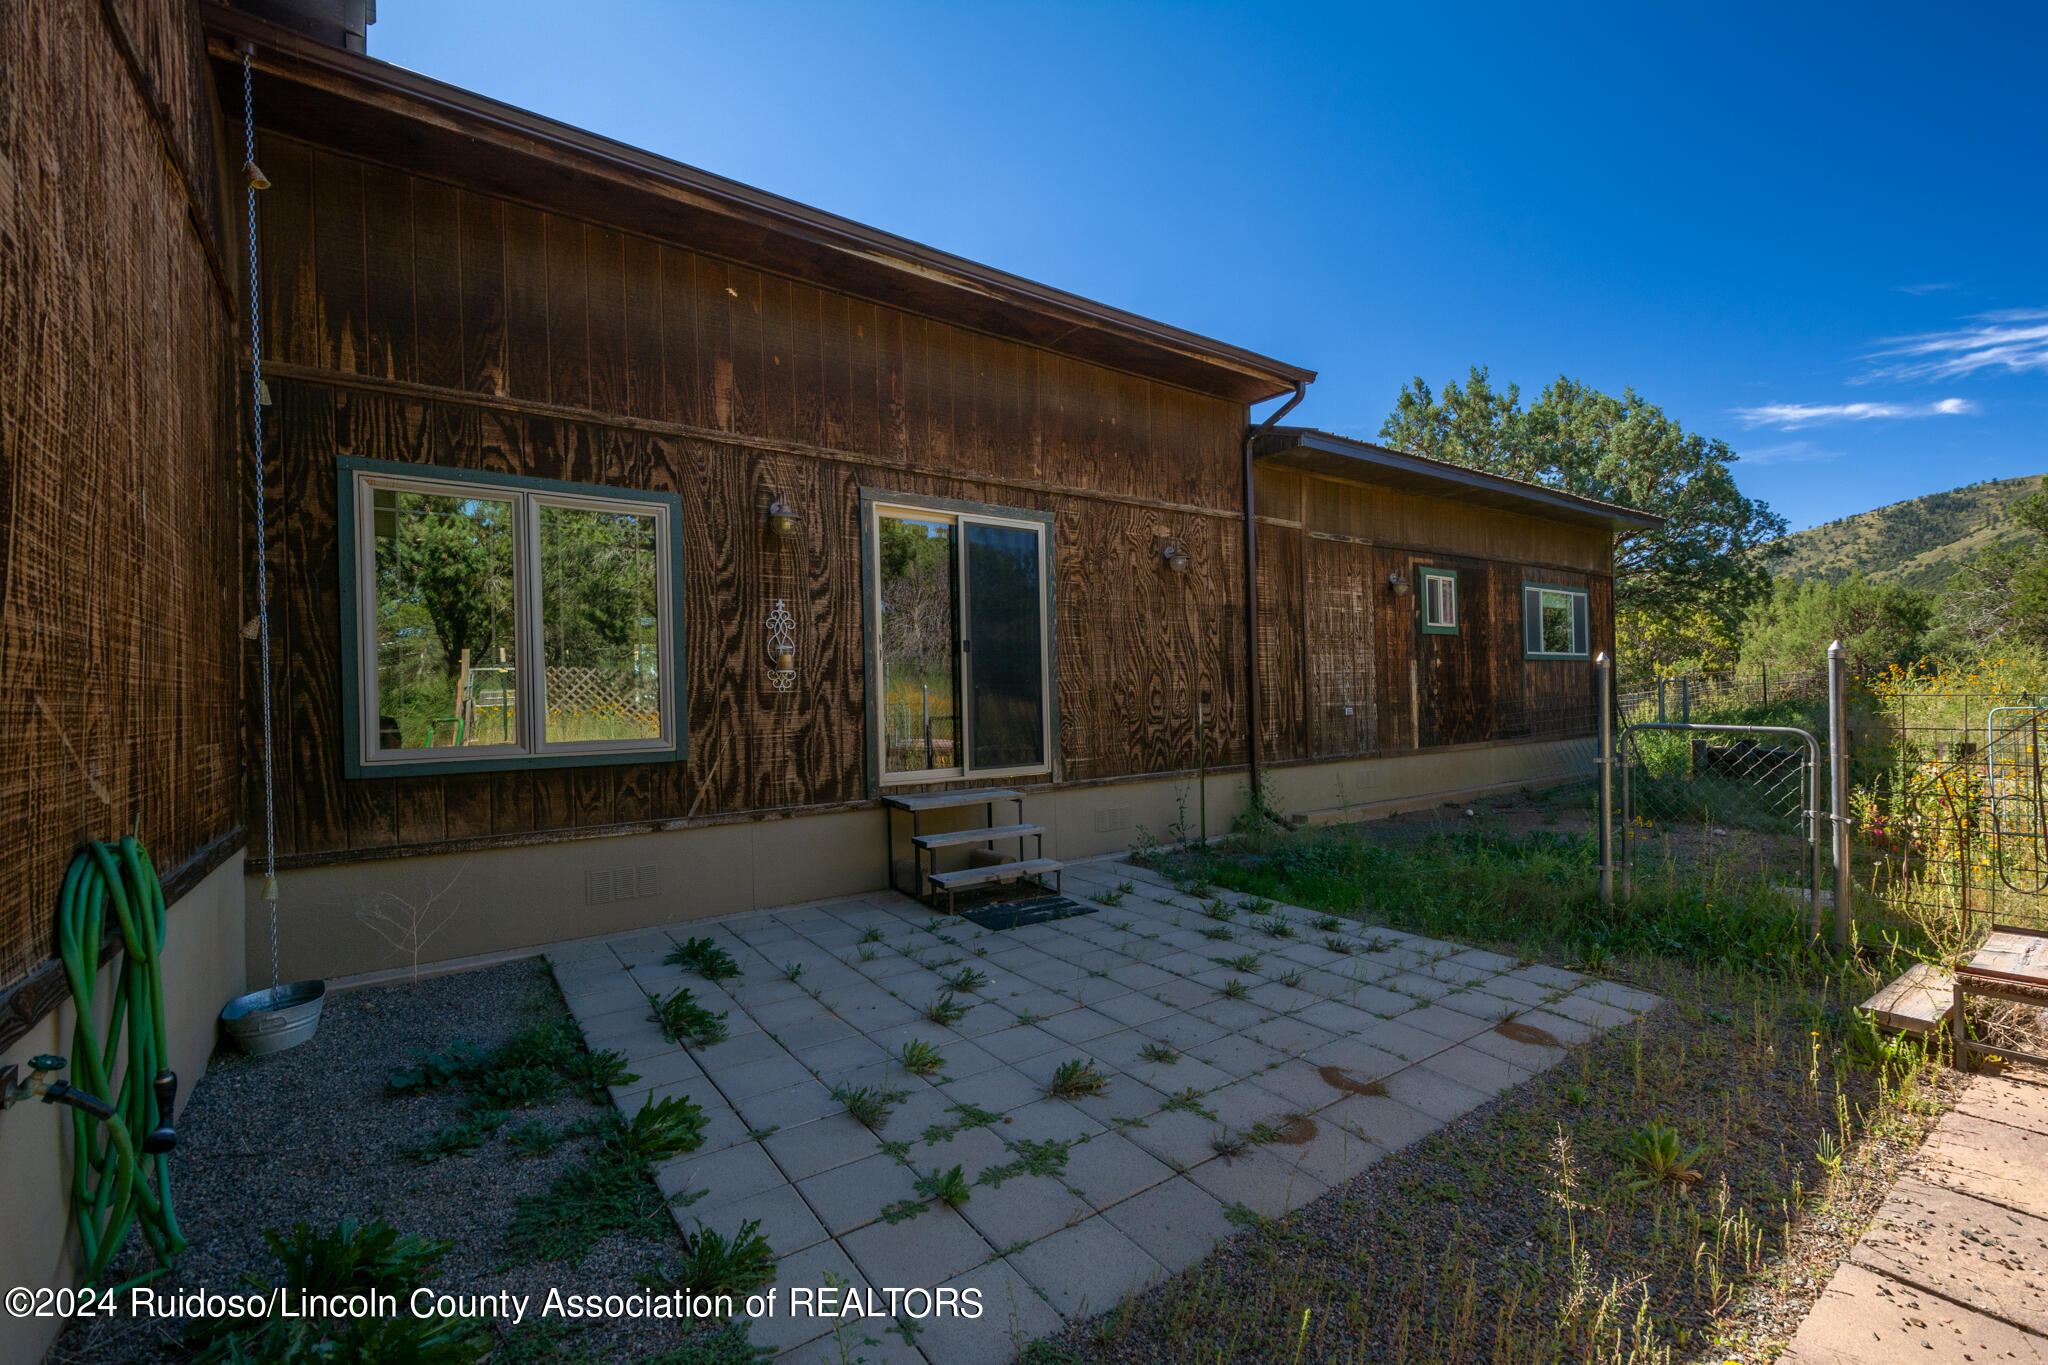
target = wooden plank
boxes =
[1863,962,1955,1037]
[620,233,662,420]
[409,177,462,389]
[458,190,506,396]
[501,203,550,404]
[360,162,415,382]
[585,224,626,417]
[544,213,588,408]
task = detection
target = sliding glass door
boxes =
[871,499,1051,784]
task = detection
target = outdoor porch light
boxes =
[1387,572,1411,596]
[766,498,800,540]
[1160,540,1190,574]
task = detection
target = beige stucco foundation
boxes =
[262,740,1591,984]
[0,852,246,1365]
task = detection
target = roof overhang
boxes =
[203,9,1316,405]
[1254,428,1662,533]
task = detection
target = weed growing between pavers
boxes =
[1023,819,1956,1364]
[666,936,744,982]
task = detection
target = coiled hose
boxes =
[56,837,186,1286]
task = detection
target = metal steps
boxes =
[912,823,1045,850]
[926,857,1064,913]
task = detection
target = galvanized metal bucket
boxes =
[220,980,326,1056]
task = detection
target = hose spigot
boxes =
[0,1055,118,1121]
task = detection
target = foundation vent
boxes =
[586,864,658,906]
[1094,805,1133,834]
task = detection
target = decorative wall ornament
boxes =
[766,599,797,691]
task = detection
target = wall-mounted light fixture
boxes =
[1160,540,1190,574]
[766,498,800,541]
[1387,572,1411,596]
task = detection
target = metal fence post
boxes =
[1657,677,1666,723]
[1827,640,1854,947]
[1680,675,1691,725]
[1597,653,1614,906]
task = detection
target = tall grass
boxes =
[1154,825,1866,975]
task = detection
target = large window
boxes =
[1523,583,1591,660]
[339,458,684,776]
[865,492,1054,785]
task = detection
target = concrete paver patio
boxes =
[549,853,1659,1363]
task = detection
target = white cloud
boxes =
[1739,439,1845,465]
[1732,397,1977,430]
[1865,308,2048,381]
[1894,282,1958,295]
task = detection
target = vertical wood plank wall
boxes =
[1254,468,1614,761]
[251,133,1615,866]
[0,1,240,992]
[252,132,1258,861]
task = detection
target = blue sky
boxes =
[373,2,2046,532]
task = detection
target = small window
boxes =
[1523,583,1591,659]
[340,458,684,775]
[1420,567,1458,634]
[866,492,1054,784]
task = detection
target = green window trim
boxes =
[1419,566,1459,635]
[1522,581,1592,660]
[337,456,687,779]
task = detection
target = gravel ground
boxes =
[51,958,713,1364]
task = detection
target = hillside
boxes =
[1768,475,2043,591]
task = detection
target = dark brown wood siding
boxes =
[1,1,241,993]
[1256,467,1614,763]
[249,134,1256,861]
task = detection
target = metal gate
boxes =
[1615,721,1826,929]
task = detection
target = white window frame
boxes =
[345,464,679,774]
[1523,582,1591,660]
[1421,566,1458,634]
[868,498,1055,787]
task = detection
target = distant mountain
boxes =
[1767,475,2044,592]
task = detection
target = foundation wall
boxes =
[0,852,246,1365]
[262,742,1589,981]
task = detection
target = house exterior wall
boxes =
[1252,465,1615,762]
[248,131,1257,867]
[245,124,1619,978]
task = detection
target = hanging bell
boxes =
[256,379,273,407]
[262,874,279,903]
[244,158,271,191]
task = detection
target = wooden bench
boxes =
[1954,926,2048,1070]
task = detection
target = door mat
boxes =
[959,896,1094,932]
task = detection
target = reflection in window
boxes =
[964,521,1045,770]
[371,487,518,750]
[878,514,959,774]
[1523,584,1591,659]
[539,504,662,745]
[870,500,1051,782]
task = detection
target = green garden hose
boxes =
[56,837,186,1286]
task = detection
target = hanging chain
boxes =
[243,52,281,1000]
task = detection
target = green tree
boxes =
[1738,575,1931,677]
[1931,483,2048,657]
[1382,368,1786,673]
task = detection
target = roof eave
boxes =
[202,9,1316,405]
[1254,428,1663,533]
